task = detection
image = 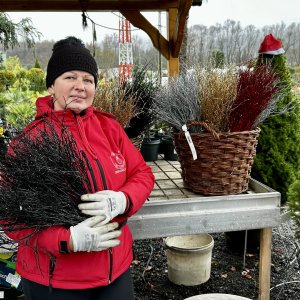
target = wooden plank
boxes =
[167,56,179,76]
[172,0,192,57]
[1,0,180,12]
[168,8,177,43]
[259,227,272,300]
[167,8,179,75]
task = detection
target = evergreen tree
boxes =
[287,179,300,239]
[34,58,41,68]
[0,12,41,50]
[210,49,225,68]
[251,54,300,204]
[26,67,46,92]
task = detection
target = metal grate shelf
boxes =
[129,157,281,240]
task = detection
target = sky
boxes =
[7,0,300,43]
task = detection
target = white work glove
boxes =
[78,190,127,224]
[70,216,121,252]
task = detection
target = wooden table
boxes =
[128,157,281,300]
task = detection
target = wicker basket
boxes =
[174,122,260,195]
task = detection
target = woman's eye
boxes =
[66,76,75,80]
[84,79,93,83]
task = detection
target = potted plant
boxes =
[122,64,160,161]
[93,79,140,130]
[94,64,161,158]
[139,129,161,162]
[154,121,178,161]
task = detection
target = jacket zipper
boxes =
[96,159,114,284]
[108,248,113,283]
[81,154,113,284]
[76,113,113,284]
[96,159,108,190]
[80,150,98,193]
[48,255,56,293]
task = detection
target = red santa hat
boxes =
[258,34,285,55]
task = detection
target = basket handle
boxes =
[187,121,220,140]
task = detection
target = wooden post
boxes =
[259,227,272,300]
[168,56,179,77]
[167,8,179,77]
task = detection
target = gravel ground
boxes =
[132,216,300,300]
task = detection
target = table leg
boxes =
[258,227,272,300]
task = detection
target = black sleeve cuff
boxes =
[59,241,69,254]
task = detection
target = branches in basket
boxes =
[197,67,238,132]
[154,64,283,134]
[0,121,90,245]
[153,71,201,132]
[229,65,280,132]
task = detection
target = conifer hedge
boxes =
[251,54,300,204]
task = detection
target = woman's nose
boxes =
[74,78,85,90]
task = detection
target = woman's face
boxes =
[48,70,96,113]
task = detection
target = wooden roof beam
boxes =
[167,8,179,76]
[166,0,192,76]
[1,1,180,12]
[170,0,192,57]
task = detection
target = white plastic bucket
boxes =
[165,234,214,286]
[184,294,252,300]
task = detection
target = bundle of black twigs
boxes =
[0,120,91,245]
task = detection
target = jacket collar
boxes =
[35,95,94,123]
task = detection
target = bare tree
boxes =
[186,19,300,67]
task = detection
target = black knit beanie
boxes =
[46,36,98,88]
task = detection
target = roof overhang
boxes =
[2,0,190,12]
[2,0,202,75]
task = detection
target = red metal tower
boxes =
[118,15,133,82]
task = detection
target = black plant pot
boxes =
[140,138,161,162]
[225,229,260,254]
[161,137,178,161]
[154,133,168,154]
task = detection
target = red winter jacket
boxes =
[5,95,154,289]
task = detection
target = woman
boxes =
[5,36,154,300]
